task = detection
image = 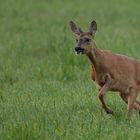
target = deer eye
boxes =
[76,39,78,42]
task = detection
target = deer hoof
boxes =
[106,109,114,114]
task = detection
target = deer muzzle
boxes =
[75,47,85,54]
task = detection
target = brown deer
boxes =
[69,20,140,119]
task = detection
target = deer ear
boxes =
[89,20,97,36]
[69,21,83,35]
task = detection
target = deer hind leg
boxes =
[127,87,140,119]
[135,100,140,109]
[120,93,140,113]
[135,101,140,115]
[98,74,113,114]
[134,102,140,114]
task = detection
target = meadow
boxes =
[0,0,140,139]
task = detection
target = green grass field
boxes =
[1,0,140,139]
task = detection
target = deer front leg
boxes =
[91,67,96,81]
[98,74,113,114]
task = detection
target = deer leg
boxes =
[120,93,140,113]
[127,87,139,119]
[119,93,128,103]
[98,74,113,114]
[133,100,140,112]
[91,68,96,81]
[135,101,140,115]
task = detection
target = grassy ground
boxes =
[0,0,140,139]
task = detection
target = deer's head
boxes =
[69,20,97,55]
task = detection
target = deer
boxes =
[69,20,140,119]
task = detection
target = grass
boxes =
[0,0,140,139]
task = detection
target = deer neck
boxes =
[86,42,103,68]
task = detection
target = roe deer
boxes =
[69,20,140,119]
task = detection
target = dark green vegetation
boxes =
[0,0,140,139]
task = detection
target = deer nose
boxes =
[75,47,81,52]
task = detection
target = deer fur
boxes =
[69,20,140,119]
